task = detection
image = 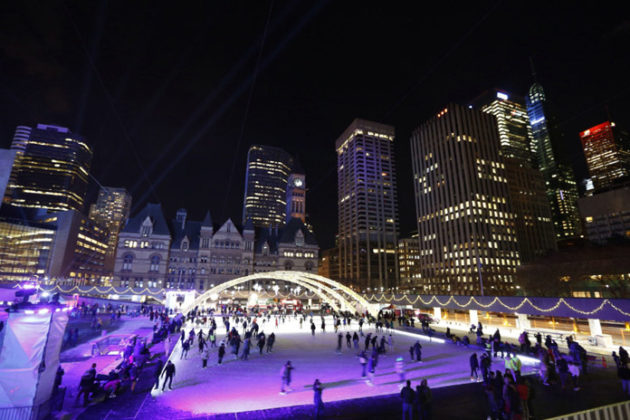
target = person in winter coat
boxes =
[416,379,432,420]
[470,353,480,381]
[267,332,276,352]
[313,379,324,419]
[181,339,190,359]
[618,361,630,396]
[202,346,210,368]
[153,359,164,389]
[280,361,294,394]
[359,351,368,377]
[161,361,176,391]
[258,334,266,355]
[414,341,423,362]
[400,380,415,420]
[353,332,359,349]
[217,341,226,365]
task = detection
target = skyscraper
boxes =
[525,82,582,239]
[476,90,556,262]
[3,124,93,212]
[580,121,630,191]
[336,119,399,291]
[410,104,520,295]
[89,187,132,273]
[242,145,294,228]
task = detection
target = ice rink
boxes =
[152,316,539,415]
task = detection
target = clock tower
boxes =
[286,173,306,223]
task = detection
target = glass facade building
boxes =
[410,104,520,295]
[3,124,93,212]
[336,119,399,291]
[242,145,294,228]
[0,219,55,283]
[477,91,557,262]
[89,187,132,273]
[525,83,582,240]
[580,121,630,191]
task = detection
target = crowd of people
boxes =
[65,301,630,419]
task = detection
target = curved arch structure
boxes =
[186,271,378,316]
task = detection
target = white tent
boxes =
[0,307,68,419]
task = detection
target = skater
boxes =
[470,353,479,381]
[414,341,423,362]
[359,351,368,377]
[313,379,324,419]
[367,352,377,385]
[280,361,294,394]
[153,358,164,389]
[161,361,176,391]
[365,333,371,351]
[267,332,276,352]
[400,380,415,420]
[353,332,359,349]
[346,332,352,348]
[218,341,226,364]
[258,334,266,355]
[388,334,394,351]
[311,322,316,336]
[240,338,250,360]
[409,345,415,361]
[321,319,326,332]
[202,345,210,368]
[180,339,190,359]
[337,333,343,353]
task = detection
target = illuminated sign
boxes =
[496,92,509,100]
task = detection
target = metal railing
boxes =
[546,400,630,420]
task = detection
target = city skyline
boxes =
[1,3,629,249]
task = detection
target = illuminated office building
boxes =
[318,247,339,280]
[477,90,556,262]
[578,186,630,244]
[0,149,17,209]
[580,121,630,191]
[0,210,109,284]
[3,124,92,212]
[410,104,520,295]
[526,82,582,239]
[242,145,294,228]
[336,119,399,291]
[42,210,110,284]
[398,234,421,291]
[0,219,55,283]
[89,187,132,273]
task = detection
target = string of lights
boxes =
[42,284,320,300]
[364,294,630,318]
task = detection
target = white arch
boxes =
[186,271,375,316]
[299,272,375,314]
[188,273,347,314]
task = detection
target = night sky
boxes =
[1,2,629,249]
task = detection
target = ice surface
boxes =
[152,316,538,415]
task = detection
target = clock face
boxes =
[294,178,303,187]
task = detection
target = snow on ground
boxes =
[152,316,539,415]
